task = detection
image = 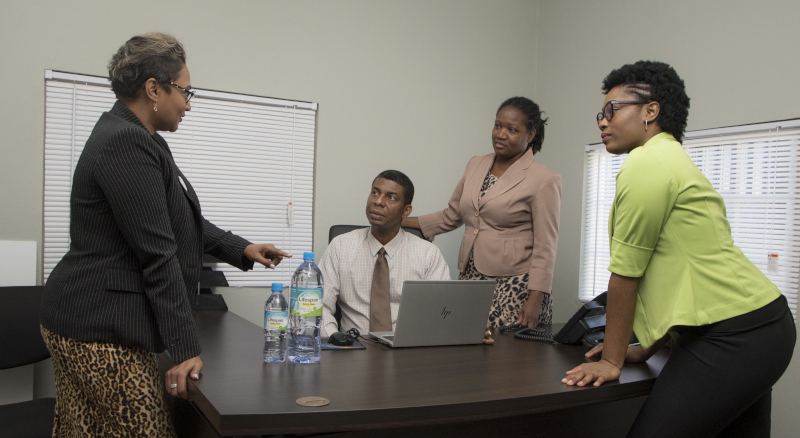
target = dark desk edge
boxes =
[174,310,665,436]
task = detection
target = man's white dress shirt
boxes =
[319,228,450,338]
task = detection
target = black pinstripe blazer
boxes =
[41,101,253,363]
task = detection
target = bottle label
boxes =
[290,287,323,317]
[265,311,288,331]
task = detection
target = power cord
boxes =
[499,323,555,343]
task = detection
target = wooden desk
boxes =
[166,310,668,437]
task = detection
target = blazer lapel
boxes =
[479,151,535,207]
[471,155,495,211]
[152,133,203,215]
[177,170,202,212]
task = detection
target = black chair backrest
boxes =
[200,269,229,287]
[328,225,424,243]
[0,286,50,369]
[199,268,229,295]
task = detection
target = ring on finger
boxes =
[170,383,178,389]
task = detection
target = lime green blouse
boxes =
[608,132,781,348]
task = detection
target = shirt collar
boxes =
[643,131,677,147]
[366,227,405,258]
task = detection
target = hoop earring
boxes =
[154,100,158,112]
[645,119,648,131]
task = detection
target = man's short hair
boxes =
[374,170,414,205]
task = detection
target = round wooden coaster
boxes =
[296,396,330,407]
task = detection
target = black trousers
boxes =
[627,295,796,438]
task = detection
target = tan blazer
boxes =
[418,151,561,292]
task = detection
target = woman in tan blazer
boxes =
[404,97,561,329]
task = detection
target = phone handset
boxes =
[553,297,608,345]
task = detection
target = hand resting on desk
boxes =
[562,334,671,387]
[563,359,621,387]
[584,341,649,363]
[166,356,203,399]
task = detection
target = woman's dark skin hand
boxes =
[563,273,639,387]
[563,359,621,387]
[401,217,420,229]
[584,333,671,364]
[244,244,291,269]
[517,290,545,328]
[166,356,202,399]
[585,342,648,363]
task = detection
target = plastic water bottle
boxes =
[263,282,289,363]
[288,252,324,364]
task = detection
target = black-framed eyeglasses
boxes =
[168,81,195,103]
[596,100,647,125]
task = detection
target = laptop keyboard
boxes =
[383,335,394,341]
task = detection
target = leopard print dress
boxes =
[40,326,177,437]
[458,172,553,328]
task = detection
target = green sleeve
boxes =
[608,150,677,277]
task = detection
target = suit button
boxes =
[474,211,479,217]
[474,229,478,235]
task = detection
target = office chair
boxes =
[199,267,229,294]
[0,286,56,438]
[327,225,425,331]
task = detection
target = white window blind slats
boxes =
[182,112,316,130]
[581,122,800,317]
[43,71,316,286]
[43,81,93,277]
[580,148,625,302]
[167,124,315,141]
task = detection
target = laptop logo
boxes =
[441,307,451,319]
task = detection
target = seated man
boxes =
[320,170,450,338]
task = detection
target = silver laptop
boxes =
[369,280,495,347]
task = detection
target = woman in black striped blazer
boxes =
[39,33,289,436]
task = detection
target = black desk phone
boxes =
[552,292,608,345]
[509,292,609,345]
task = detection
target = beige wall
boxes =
[535,1,800,436]
[1,0,797,435]
[0,0,538,282]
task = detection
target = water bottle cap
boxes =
[271,283,283,292]
[303,251,315,261]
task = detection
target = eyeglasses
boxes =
[168,81,195,103]
[596,100,647,125]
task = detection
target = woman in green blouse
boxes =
[564,61,796,437]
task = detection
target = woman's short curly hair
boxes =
[108,32,186,100]
[497,97,548,155]
[602,61,690,142]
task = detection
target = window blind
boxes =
[581,120,800,318]
[43,70,317,286]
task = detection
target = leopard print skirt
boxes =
[460,251,553,328]
[40,326,177,438]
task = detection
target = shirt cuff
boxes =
[608,237,653,277]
